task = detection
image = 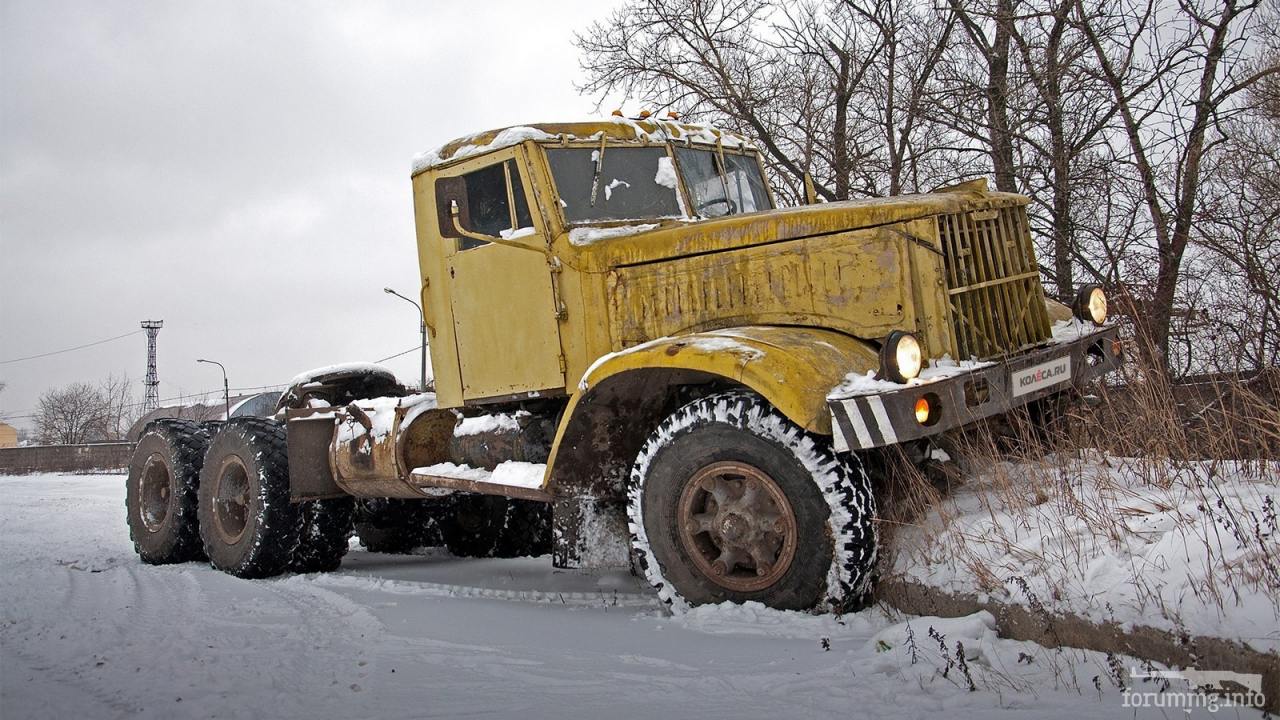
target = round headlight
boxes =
[1073,284,1108,325]
[880,331,923,383]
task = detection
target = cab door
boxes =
[437,150,564,401]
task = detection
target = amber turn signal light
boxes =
[914,396,932,425]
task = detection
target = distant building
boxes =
[0,422,17,448]
[126,391,282,441]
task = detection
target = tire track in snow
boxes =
[305,572,662,609]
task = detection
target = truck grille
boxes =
[937,205,1052,359]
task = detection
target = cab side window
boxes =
[436,159,534,251]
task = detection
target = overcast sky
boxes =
[0,0,626,431]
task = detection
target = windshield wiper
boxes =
[589,136,606,207]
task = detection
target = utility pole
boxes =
[384,287,427,391]
[197,359,230,420]
[140,320,163,412]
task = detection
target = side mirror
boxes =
[435,176,469,238]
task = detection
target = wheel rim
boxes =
[138,453,172,532]
[212,455,252,544]
[677,460,798,593]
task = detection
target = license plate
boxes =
[1012,355,1072,397]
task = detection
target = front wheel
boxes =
[197,418,300,578]
[628,392,877,611]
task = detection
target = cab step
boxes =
[410,461,552,503]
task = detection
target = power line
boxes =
[1,348,420,422]
[375,346,420,363]
[0,383,290,421]
[0,329,145,365]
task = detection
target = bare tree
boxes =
[576,0,967,201]
[1190,57,1280,372]
[36,382,108,445]
[576,0,1279,375]
[96,373,138,441]
[1074,0,1278,370]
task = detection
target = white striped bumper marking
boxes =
[867,396,897,445]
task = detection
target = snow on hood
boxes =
[568,223,659,246]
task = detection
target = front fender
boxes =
[543,326,879,569]
[575,326,879,435]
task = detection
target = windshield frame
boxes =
[538,140,775,229]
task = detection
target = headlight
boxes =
[880,331,923,383]
[1073,284,1108,325]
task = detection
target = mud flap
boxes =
[286,410,344,500]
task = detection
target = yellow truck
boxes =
[125,117,1122,611]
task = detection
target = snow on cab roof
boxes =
[410,117,755,176]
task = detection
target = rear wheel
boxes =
[439,495,509,558]
[629,392,877,611]
[495,499,551,558]
[353,498,444,554]
[291,497,355,572]
[198,418,300,578]
[126,420,210,564]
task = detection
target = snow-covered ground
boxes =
[0,473,1264,719]
[891,454,1280,655]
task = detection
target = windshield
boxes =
[546,147,682,223]
[544,144,773,225]
[674,148,772,218]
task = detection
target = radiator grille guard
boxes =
[937,205,1052,359]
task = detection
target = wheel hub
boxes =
[212,456,251,545]
[677,461,797,592]
[138,454,172,532]
[719,513,749,542]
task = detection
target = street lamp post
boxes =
[196,359,231,420]
[384,287,427,392]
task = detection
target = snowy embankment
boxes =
[889,454,1280,655]
[0,473,1268,719]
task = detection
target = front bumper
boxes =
[829,324,1122,453]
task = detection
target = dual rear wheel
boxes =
[125,418,354,578]
[127,417,550,578]
[353,495,550,558]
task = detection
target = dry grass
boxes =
[875,357,1280,640]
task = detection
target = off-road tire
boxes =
[197,418,300,578]
[353,498,444,554]
[628,392,877,612]
[291,497,355,572]
[494,499,552,558]
[126,419,210,564]
[439,495,510,558]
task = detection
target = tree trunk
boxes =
[987,0,1017,192]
